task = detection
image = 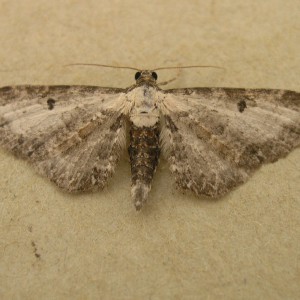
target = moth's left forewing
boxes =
[0,85,128,192]
[159,87,300,197]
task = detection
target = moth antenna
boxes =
[64,63,224,72]
[64,63,140,71]
[153,65,225,71]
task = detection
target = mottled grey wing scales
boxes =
[0,85,127,192]
[160,88,300,197]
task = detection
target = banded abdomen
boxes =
[128,122,160,210]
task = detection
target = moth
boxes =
[0,64,299,210]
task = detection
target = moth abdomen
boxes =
[129,122,160,210]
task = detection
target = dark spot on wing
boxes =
[237,100,247,112]
[47,98,56,110]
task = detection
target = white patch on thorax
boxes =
[126,86,160,127]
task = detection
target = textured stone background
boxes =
[0,0,299,299]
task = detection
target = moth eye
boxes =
[152,72,158,80]
[135,72,141,80]
[237,99,247,113]
[47,98,56,110]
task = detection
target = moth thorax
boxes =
[128,122,160,210]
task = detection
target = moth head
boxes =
[135,70,158,84]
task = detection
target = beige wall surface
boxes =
[0,0,299,299]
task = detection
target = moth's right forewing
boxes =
[159,88,300,197]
